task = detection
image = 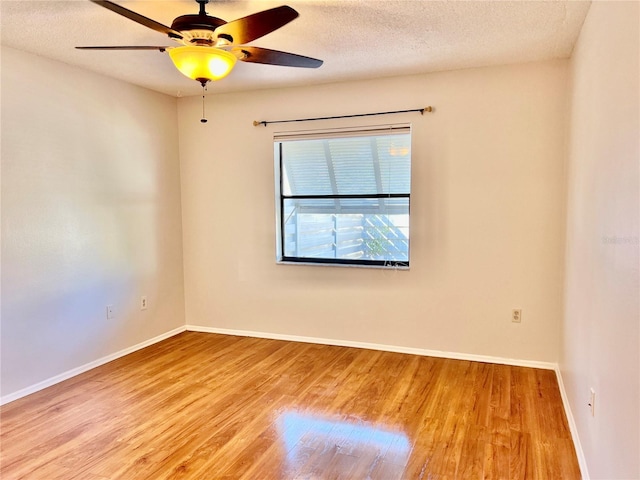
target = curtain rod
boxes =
[253,106,433,127]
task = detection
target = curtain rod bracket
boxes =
[253,106,433,127]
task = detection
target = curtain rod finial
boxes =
[422,106,433,114]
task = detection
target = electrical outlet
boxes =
[588,388,595,417]
[106,305,114,320]
[141,296,148,310]
[512,309,522,323]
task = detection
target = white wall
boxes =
[178,60,568,363]
[1,47,185,398]
[562,2,640,479]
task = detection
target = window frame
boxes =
[274,125,411,269]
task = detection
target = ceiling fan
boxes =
[76,0,323,87]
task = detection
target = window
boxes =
[275,125,411,268]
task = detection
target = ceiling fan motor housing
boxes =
[171,14,228,46]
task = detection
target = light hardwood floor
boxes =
[1,332,580,479]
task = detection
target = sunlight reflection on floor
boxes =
[277,411,411,476]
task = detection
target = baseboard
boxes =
[555,365,590,479]
[185,325,557,370]
[0,325,187,406]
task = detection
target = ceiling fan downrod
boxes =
[196,0,209,16]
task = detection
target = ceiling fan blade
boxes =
[215,6,298,45]
[89,0,183,39]
[76,46,170,51]
[233,46,323,68]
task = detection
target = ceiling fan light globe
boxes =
[168,46,236,83]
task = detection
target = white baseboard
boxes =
[555,365,590,480]
[0,325,187,406]
[185,325,557,370]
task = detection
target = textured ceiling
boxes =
[0,0,591,97]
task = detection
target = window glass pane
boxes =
[376,136,411,193]
[282,141,332,196]
[283,198,409,262]
[328,137,378,194]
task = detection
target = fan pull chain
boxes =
[200,84,208,123]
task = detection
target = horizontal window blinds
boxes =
[280,131,411,197]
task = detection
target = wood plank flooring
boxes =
[0,332,581,479]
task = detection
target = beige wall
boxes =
[178,60,568,363]
[1,47,185,397]
[562,2,640,478]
